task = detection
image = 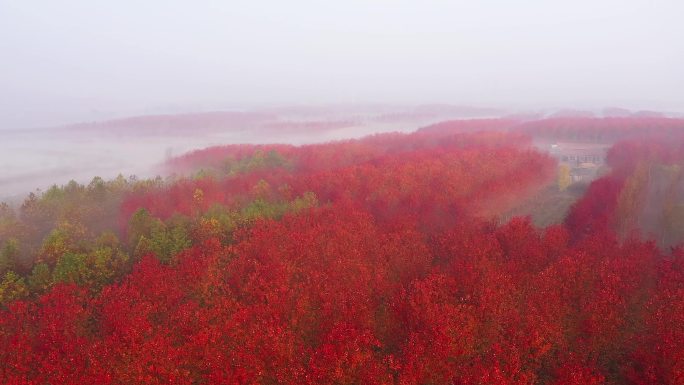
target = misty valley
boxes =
[2,1,683,383]
[2,112,684,384]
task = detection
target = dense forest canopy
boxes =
[2,116,684,384]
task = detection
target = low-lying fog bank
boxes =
[4,105,680,204]
[0,105,504,202]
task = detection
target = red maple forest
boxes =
[2,116,684,384]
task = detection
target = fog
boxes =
[0,105,508,201]
[2,0,683,129]
[1,0,683,200]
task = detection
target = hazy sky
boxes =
[1,0,682,129]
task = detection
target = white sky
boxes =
[0,0,682,129]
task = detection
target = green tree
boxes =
[0,202,17,236]
[28,263,52,293]
[53,252,90,286]
[291,191,318,211]
[241,198,282,222]
[128,208,155,249]
[87,175,106,192]
[149,219,191,263]
[134,216,191,263]
[0,271,28,305]
[224,149,291,176]
[0,238,18,275]
[92,231,130,285]
[40,221,88,265]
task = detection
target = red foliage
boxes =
[516,117,684,143]
[5,118,684,384]
[565,177,623,239]
[127,129,554,228]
